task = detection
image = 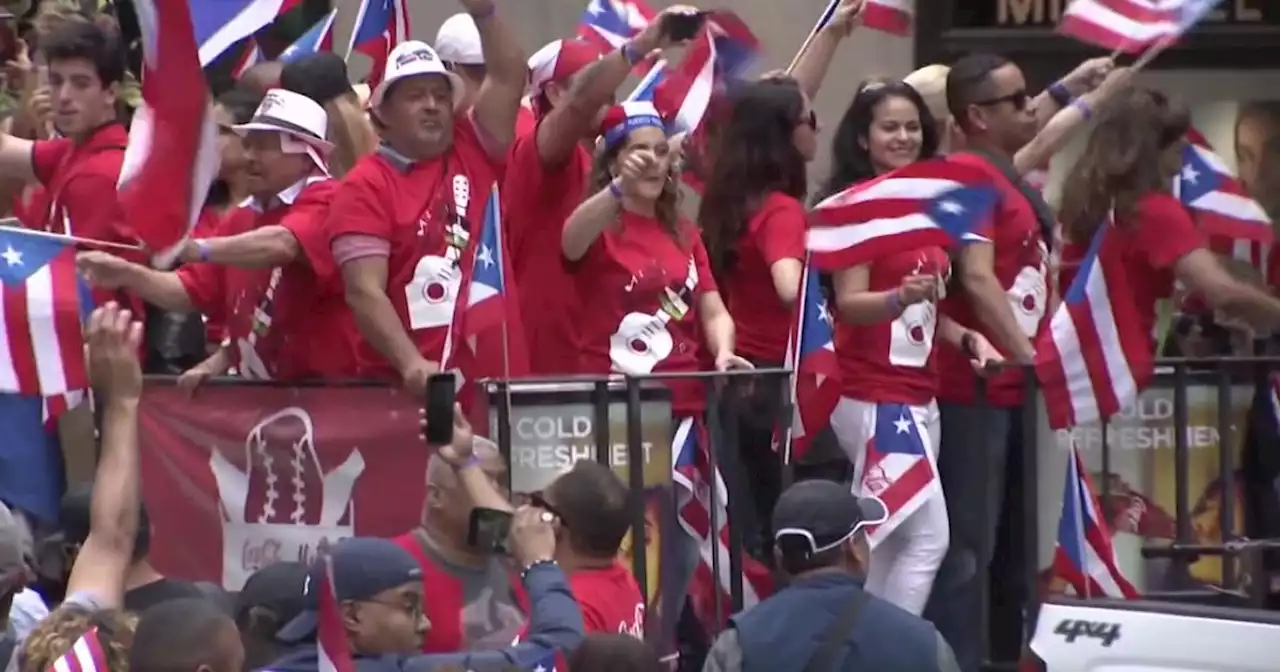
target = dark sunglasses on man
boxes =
[974,89,1030,111]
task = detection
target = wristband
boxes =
[621,41,641,66]
[1069,98,1093,121]
[195,239,212,262]
[608,180,624,200]
[885,291,903,316]
[1048,81,1073,107]
[521,558,557,580]
[458,454,483,470]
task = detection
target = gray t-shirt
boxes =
[418,542,526,650]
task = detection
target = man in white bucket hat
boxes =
[76,88,362,385]
[327,0,527,393]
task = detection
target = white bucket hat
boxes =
[233,88,333,172]
[371,41,466,110]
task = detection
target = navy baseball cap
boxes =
[772,480,888,558]
[276,537,422,642]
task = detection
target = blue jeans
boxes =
[922,402,1027,672]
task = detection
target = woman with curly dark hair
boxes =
[817,79,1000,616]
[1058,86,1280,350]
[562,100,750,419]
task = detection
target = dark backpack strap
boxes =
[961,149,1057,252]
[803,588,871,672]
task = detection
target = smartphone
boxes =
[0,13,16,65]
[424,372,456,445]
[468,507,513,554]
[661,11,706,42]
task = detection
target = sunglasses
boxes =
[800,109,818,129]
[529,492,567,527]
[974,89,1029,111]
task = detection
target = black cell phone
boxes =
[468,507,513,554]
[424,372,456,445]
[661,11,706,42]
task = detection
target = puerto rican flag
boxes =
[1053,441,1139,598]
[520,650,568,672]
[317,556,356,672]
[190,0,300,67]
[46,627,108,672]
[673,419,773,630]
[578,0,656,75]
[121,0,220,267]
[780,256,840,464]
[442,186,529,413]
[807,159,997,271]
[1035,217,1153,430]
[281,9,338,63]
[1177,127,1272,244]
[347,0,412,90]
[231,38,263,78]
[1058,0,1222,54]
[859,403,939,547]
[0,228,90,397]
[805,0,912,37]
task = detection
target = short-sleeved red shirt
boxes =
[937,152,1051,407]
[502,126,592,375]
[177,179,359,380]
[327,118,499,377]
[837,246,952,405]
[722,192,806,362]
[570,562,646,636]
[1060,192,1204,346]
[571,213,717,414]
[515,105,537,139]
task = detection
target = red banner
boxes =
[139,384,426,589]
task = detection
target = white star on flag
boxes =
[477,244,494,268]
[894,414,912,434]
[937,199,964,214]
[2,245,22,266]
[1181,165,1199,183]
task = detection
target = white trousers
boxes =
[830,397,949,616]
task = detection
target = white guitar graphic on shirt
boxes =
[609,256,698,374]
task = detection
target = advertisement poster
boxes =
[1037,383,1253,595]
[490,381,678,646]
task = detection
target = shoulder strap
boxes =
[803,588,871,672]
[961,148,1056,251]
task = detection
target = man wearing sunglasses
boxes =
[703,480,958,672]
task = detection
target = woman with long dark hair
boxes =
[817,79,1001,615]
[696,77,818,552]
[1058,86,1280,346]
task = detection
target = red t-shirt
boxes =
[937,152,1050,407]
[515,105,537,139]
[327,118,498,377]
[571,562,646,636]
[1060,193,1204,345]
[194,206,228,345]
[177,179,360,380]
[571,214,717,414]
[722,192,806,362]
[837,247,951,405]
[503,126,592,375]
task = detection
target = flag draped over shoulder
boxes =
[120,0,219,268]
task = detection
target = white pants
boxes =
[830,397,949,615]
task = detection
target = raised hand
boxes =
[897,274,938,305]
[86,302,143,402]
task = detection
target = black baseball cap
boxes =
[772,480,888,558]
[235,561,309,628]
[275,538,422,642]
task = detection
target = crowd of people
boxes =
[3,0,1280,671]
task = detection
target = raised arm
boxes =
[178,226,301,269]
[463,0,528,154]
[1014,67,1135,176]
[786,0,866,101]
[64,303,145,607]
[1029,57,1113,131]
[76,251,197,313]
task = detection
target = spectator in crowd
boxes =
[18,303,145,672]
[431,407,646,637]
[816,78,997,616]
[327,0,526,391]
[1234,100,1280,197]
[57,485,203,613]
[129,597,244,672]
[279,53,378,178]
[237,61,283,97]
[505,6,687,376]
[1059,86,1280,360]
[0,503,39,662]
[703,479,958,671]
[393,434,526,653]
[432,13,536,136]
[567,633,662,671]
[902,65,952,151]
[76,89,359,383]
[234,561,308,670]
[269,528,581,671]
